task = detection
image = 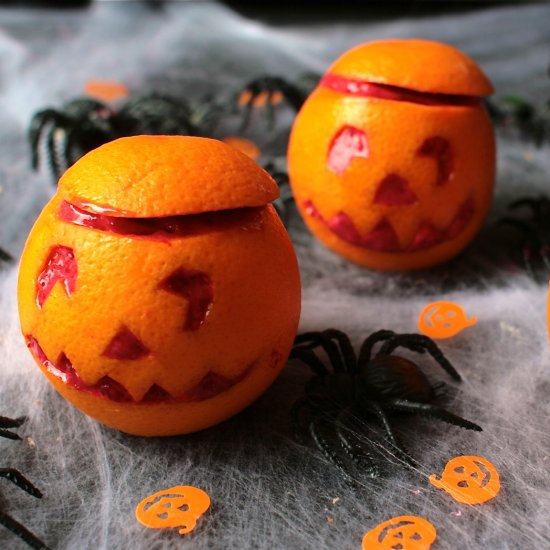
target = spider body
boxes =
[30,94,207,182]
[500,196,550,277]
[291,329,481,482]
[0,416,50,549]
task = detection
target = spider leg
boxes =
[321,329,358,373]
[309,417,355,486]
[540,244,550,272]
[366,401,416,467]
[0,510,51,550]
[387,398,482,431]
[336,408,380,478]
[0,416,25,440]
[290,397,314,444]
[378,334,461,381]
[45,122,69,181]
[0,248,14,263]
[294,331,345,372]
[28,109,63,170]
[0,469,43,498]
[357,330,395,368]
[289,347,329,376]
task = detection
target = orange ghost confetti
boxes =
[135,485,211,535]
[84,79,129,102]
[429,455,501,504]
[222,136,261,159]
[418,301,477,339]
[362,515,437,550]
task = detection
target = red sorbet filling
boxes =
[327,126,369,175]
[304,198,474,253]
[320,74,481,107]
[58,200,263,240]
[36,246,78,309]
[26,335,255,404]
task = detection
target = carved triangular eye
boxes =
[159,267,213,331]
[102,326,150,360]
[327,125,369,175]
[373,174,418,206]
[417,136,453,187]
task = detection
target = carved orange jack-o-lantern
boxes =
[135,485,210,535]
[288,39,495,271]
[362,515,437,550]
[429,455,501,504]
[18,136,301,436]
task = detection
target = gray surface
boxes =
[1,2,550,549]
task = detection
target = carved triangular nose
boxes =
[373,173,418,206]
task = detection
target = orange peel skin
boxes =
[18,136,301,436]
[288,39,495,271]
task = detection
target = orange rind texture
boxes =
[18,136,300,436]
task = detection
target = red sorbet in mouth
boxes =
[304,198,475,253]
[26,335,255,404]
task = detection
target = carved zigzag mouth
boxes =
[303,197,474,253]
[26,335,254,404]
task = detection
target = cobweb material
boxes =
[1,2,549,549]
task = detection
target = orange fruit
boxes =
[18,135,301,436]
[288,39,495,270]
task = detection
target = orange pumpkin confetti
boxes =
[362,515,437,550]
[288,39,495,271]
[429,455,501,504]
[135,485,211,535]
[18,136,301,436]
[418,301,477,339]
[222,136,261,159]
[84,79,129,102]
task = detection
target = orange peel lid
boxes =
[58,135,279,217]
[327,39,494,97]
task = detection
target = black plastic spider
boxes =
[0,247,13,265]
[290,329,481,482]
[29,94,212,182]
[499,196,550,278]
[261,159,294,224]
[0,416,50,549]
[235,73,319,130]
